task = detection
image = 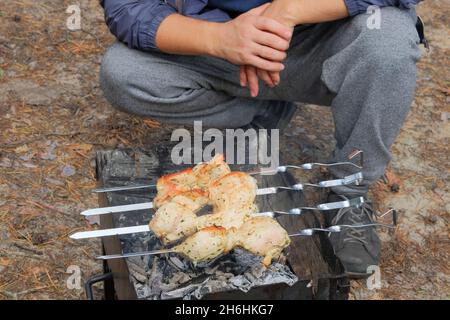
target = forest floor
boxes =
[0,0,448,299]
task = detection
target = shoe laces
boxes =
[331,198,376,245]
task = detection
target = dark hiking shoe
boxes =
[326,193,381,278]
[251,101,297,130]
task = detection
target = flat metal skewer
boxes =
[92,184,157,193]
[289,223,396,236]
[81,202,154,216]
[91,158,363,194]
[97,219,397,261]
[254,196,365,218]
[290,208,397,236]
[70,197,365,240]
[69,225,151,240]
[96,248,175,260]
[81,173,363,217]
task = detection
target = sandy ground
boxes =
[0,0,448,300]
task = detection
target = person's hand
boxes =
[211,4,292,73]
[240,65,281,97]
[262,0,302,28]
[240,1,296,97]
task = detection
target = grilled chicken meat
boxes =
[196,172,259,230]
[149,190,209,244]
[172,217,290,266]
[191,154,232,189]
[209,172,258,211]
[150,154,289,265]
[150,168,258,244]
[153,154,230,208]
[153,168,199,208]
[236,216,291,266]
[175,226,237,264]
[151,199,258,245]
[196,203,258,230]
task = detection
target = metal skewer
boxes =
[81,173,363,217]
[92,184,157,193]
[96,248,175,260]
[289,208,397,237]
[96,216,396,261]
[91,152,364,194]
[289,223,396,236]
[247,160,362,175]
[81,202,154,216]
[289,208,397,236]
[69,225,151,240]
[70,197,365,240]
[254,196,365,218]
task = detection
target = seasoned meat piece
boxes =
[197,203,258,230]
[174,226,237,264]
[151,195,256,245]
[153,154,230,208]
[153,168,199,208]
[237,216,291,266]
[151,154,290,265]
[170,217,290,266]
[209,172,258,211]
[151,166,258,244]
[149,191,208,244]
[192,154,231,189]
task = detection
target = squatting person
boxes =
[99,0,424,277]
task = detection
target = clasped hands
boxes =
[212,0,300,97]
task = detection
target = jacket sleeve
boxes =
[100,0,176,51]
[344,0,422,16]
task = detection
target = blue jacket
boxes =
[100,0,421,51]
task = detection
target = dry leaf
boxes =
[143,119,161,128]
[30,266,47,277]
[66,143,92,152]
[15,145,29,154]
[0,258,11,266]
[384,170,402,188]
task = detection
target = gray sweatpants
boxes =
[99,7,421,195]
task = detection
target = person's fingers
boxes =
[254,16,293,41]
[247,55,285,72]
[254,31,290,51]
[269,71,280,86]
[240,66,248,87]
[253,44,287,62]
[246,66,259,97]
[257,69,274,87]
